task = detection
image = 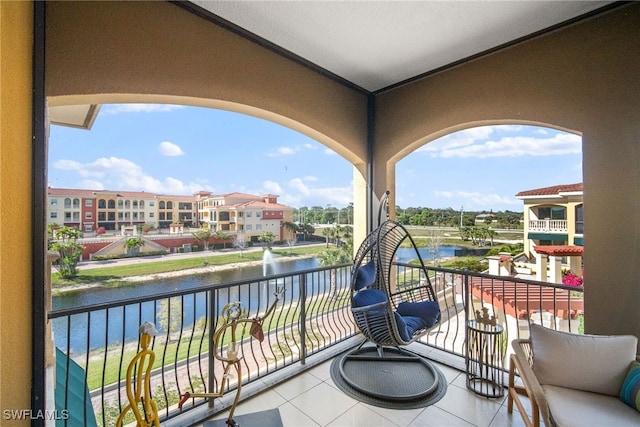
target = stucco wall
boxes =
[0,0,34,419]
[375,4,640,339]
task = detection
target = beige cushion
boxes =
[543,385,640,427]
[530,323,637,396]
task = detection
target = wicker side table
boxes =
[465,315,505,398]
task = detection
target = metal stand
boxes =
[465,313,505,398]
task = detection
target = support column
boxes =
[535,252,548,282]
[549,255,563,284]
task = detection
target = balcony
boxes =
[49,263,583,426]
[527,219,568,234]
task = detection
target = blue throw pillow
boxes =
[394,312,411,341]
[354,260,376,290]
[402,315,428,339]
[620,360,640,412]
[397,301,440,328]
[352,289,386,308]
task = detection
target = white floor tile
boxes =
[290,382,359,426]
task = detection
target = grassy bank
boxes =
[52,245,326,287]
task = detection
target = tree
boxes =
[213,230,233,249]
[258,231,276,249]
[234,233,249,257]
[424,228,444,265]
[318,244,352,299]
[49,226,84,279]
[282,221,298,240]
[192,227,213,250]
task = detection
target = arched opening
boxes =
[395,124,583,280]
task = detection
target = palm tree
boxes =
[318,245,352,299]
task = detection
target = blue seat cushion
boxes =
[397,300,440,328]
[354,260,376,290]
[352,288,386,307]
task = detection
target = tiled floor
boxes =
[197,358,532,427]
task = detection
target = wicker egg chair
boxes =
[350,191,441,351]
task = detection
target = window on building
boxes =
[98,199,106,208]
[85,199,92,206]
[73,212,80,221]
[247,212,252,217]
[167,201,173,209]
[256,224,262,230]
[64,212,71,220]
[167,212,173,220]
[246,225,252,231]
[85,212,92,219]
[149,213,154,218]
[73,198,80,208]
[108,212,115,221]
[139,201,145,209]
[108,200,115,209]
[50,212,57,219]
[64,198,71,208]
[159,213,165,220]
[256,212,261,218]
[149,201,155,207]
[98,212,106,221]
[159,201,165,209]
[84,225,93,232]
[118,200,124,208]
[133,201,138,209]
[50,199,57,206]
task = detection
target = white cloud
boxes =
[433,189,520,210]
[52,156,212,195]
[267,146,297,157]
[324,148,337,156]
[280,177,353,207]
[103,104,186,114]
[158,141,185,156]
[424,131,581,159]
[262,180,282,194]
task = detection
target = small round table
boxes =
[466,319,505,398]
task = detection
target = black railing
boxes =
[49,264,356,426]
[49,263,584,426]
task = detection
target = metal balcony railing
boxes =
[49,262,584,426]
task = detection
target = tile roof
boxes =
[534,245,584,256]
[516,183,583,197]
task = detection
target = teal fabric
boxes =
[354,260,376,290]
[55,348,97,427]
[620,360,640,412]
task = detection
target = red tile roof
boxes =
[534,245,584,256]
[516,183,583,197]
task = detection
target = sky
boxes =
[48,104,583,212]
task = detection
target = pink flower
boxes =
[562,272,583,287]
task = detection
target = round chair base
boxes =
[337,346,440,401]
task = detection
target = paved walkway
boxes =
[71,241,325,271]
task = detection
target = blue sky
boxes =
[49,104,582,212]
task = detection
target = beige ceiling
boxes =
[49,0,614,128]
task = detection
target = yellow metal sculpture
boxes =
[116,322,161,427]
[179,287,283,427]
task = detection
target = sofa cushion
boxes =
[543,384,640,427]
[530,324,638,396]
[620,360,640,412]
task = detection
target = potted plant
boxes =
[124,236,145,257]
